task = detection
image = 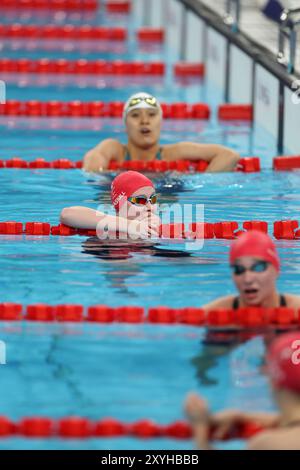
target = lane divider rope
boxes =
[0,220,275,238]
[3,154,298,174]
[0,100,210,118]
[0,60,203,76]
[2,220,300,239]
[0,26,130,42]
[0,157,259,172]
[0,0,98,9]
[0,102,259,120]
[0,416,265,440]
[0,303,299,326]
[0,25,165,42]
[0,59,165,74]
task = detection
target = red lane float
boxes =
[273,155,300,171]
[106,1,130,13]
[1,25,113,40]
[273,220,300,240]
[137,28,164,42]
[218,104,253,121]
[0,59,165,75]
[59,417,92,438]
[5,157,28,168]
[25,222,51,235]
[0,415,266,441]
[130,420,162,438]
[236,157,260,173]
[174,62,205,78]
[94,418,127,437]
[0,302,23,321]
[18,418,54,437]
[0,101,211,119]
[26,304,55,322]
[0,303,299,327]
[0,0,98,10]
[0,221,23,235]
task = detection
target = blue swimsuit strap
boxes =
[124,147,163,161]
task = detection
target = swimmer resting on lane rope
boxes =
[83,92,240,173]
[60,171,160,239]
[186,331,300,450]
[192,231,300,386]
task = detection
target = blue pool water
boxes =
[0,1,298,451]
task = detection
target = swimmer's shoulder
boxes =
[160,143,183,161]
[247,428,300,450]
[202,295,235,312]
[99,139,125,161]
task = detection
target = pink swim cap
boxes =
[111,170,154,212]
[266,332,300,393]
[229,230,280,272]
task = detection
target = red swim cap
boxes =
[229,230,280,272]
[266,332,300,393]
[111,170,154,212]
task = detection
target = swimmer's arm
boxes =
[209,410,279,444]
[201,295,235,312]
[246,431,283,450]
[83,139,123,172]
[60,206,129,233]
[163,143,240,172]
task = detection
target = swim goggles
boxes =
[230,260,269,276]
[127,96,158,109]
[127,193,158,206]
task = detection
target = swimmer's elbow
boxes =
[60,206,81,226]
[221,147,239,163]
[229,149,240,164]
[220,148,240,170]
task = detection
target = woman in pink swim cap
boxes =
[60,170,160,239]
[185,331,300,450]
[203,230,300,311]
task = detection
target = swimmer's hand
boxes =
[127,213,160,240]
[184,393,212,450]
[185,393,210,424]
[209,410,279,441]
[83,139,123,172]
[83,148,107,172]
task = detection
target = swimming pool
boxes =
[1,0,300,451]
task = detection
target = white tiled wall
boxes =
[206,27,227,96]
[254,64,280,139]
[150,0,164,27]
[185,10,205,62]
[229,45,253,103]
[165,0,184,60]
[283,85,300,154]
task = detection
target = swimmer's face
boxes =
[125,108,162,149]
[125,185,158,220]
[231,256,278,307]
